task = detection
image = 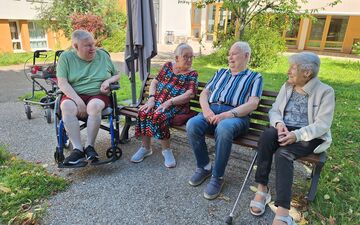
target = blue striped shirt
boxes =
[206,68,263,107]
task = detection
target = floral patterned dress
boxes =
[135,62,198,139]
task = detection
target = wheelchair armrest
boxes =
[110,82,120,91]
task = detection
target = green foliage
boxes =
[36,0,127,51]
[243,23,287,68]
[101,13,127,52]
[205,14,287,69]
[0,146,69,224]
[352,41,360,55]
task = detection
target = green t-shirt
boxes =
[56,49,117,95]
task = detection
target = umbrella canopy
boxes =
[125,0,157,104]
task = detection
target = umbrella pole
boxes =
[126,0,137,105]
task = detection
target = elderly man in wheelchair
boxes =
[54,30,121,167]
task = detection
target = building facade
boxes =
[153,0,360,54]
[0,0,70,53]
[197,0,360,54]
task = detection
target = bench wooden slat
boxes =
[260,98,275,106]
[250,113,269,121]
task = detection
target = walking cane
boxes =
[225,151,258,224]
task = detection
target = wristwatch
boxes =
[148,94,155,100]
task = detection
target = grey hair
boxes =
[289,52,320,77]
[71,30,93,45]
[174,43,193,56]
[232,41,251,59]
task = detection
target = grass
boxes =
[0,51,60,67]
[0,145,69,224]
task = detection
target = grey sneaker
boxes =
[204,176,225,200]
[162,149,176,168]
[131,147,152,163]
[189,167,212,186]
[64,149,86,165]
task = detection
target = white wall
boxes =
[158,0,192,44]
[0,0,45,20]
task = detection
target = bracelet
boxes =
[148,94,155,99]
[171,98,175,106]
[230,108,238,118]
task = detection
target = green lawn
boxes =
[0,51,59,67]
[0,145,69,224]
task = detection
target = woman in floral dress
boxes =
[131,43,198,168]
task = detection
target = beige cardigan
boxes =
[269,77,335,153]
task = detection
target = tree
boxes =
[36,0,126,46]
[194,0,341,39]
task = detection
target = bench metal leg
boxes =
[226,151,258,224]
[307,162,324,201]
[120,116,134,142]
[306,152,326,201]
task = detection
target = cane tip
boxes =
[225,216,233,224]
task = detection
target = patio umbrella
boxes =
[125,0,157,105]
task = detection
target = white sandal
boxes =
[249,189,271,216]
[274,215,297,225]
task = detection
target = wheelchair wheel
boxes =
[106,146,122,159]
[54,148,65,163]
[25,104,31,119]
[45,108,52,123]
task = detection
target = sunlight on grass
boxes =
[0,145,69,224]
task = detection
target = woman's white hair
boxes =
[174,43,193,56]
[71,30,93,45]
[289,52,321,77]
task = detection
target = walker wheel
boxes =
[45,108,52,123]
[25,105,31,119]
[106,146,122,159]
[54,148,65,163]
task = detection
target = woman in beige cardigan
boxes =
[249,52,335,225]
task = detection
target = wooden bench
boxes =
[119,74,326,201]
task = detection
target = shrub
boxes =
[101,29,126,52]
[243,26,286,68]
[353,41,360,55]
[209,14,288,69]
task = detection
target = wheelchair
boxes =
[23,50,63,123]
[53,83,123,168]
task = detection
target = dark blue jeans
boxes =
[186,104,249,178]
[254,127,323,209]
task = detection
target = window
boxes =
[28,21,48,50]
[9,21,22,51]
[306,16,326,49]
[324,16,348,50]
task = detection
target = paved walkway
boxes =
[0,42,317,224]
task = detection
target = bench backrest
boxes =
[139,74,277,147]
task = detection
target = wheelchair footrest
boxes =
[90,157,118,166]
[58,161,88,168]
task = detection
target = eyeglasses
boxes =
[182,55,195,60]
